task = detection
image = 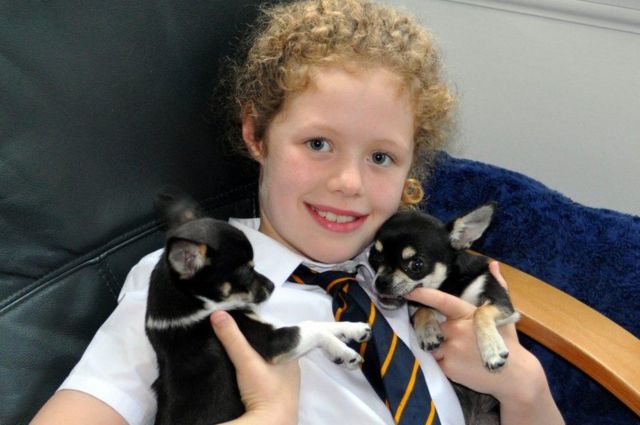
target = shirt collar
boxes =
[229,218,375,286]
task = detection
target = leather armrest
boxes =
[498,261,640,415]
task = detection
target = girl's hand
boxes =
[211,311,300,425]
[405,262,564,425]
[406,261,521,396]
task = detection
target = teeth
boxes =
[315,208,356,223]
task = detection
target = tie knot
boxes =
[289,264,357,296]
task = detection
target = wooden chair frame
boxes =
[496,260,640,415]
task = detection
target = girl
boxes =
[32,1,563,424]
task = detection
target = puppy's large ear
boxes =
[155,189,204,230]
[167,239,210,280]
[447,203,496,250]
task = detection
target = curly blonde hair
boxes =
[228,0,454,181]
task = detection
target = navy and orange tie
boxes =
[290,264,441,425]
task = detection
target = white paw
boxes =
[324,341,365,369]
[478,334,509,371]
[331,321,372,343]
[297,321,371,369]
[415,321,444,352]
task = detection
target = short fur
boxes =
[369,203,520,425]
[146,192,371,425]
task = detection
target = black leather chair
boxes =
[1,1,263,423]
[3,1,639,424]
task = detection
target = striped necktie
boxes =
[290,264,441,425]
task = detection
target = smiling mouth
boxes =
[306,203,367,230]
[312,206,357,223]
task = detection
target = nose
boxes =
[375,273,394,295]
[253,274,275,303]
[264,276,275,294]
[327,157,363,197]
[257,273,274,295]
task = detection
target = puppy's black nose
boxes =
[375,274,394,295]
[251,274,274,304]
[263,276,275,294]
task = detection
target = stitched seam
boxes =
[1,184,258,312]
[1,222,159,310]
[98,261,119,302]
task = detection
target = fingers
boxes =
[211,310,260,366]
[489,261,508,289]
[488,261,520,341]
[405,288,475,320]
[211,311,301,422]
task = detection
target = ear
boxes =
[447,203,496,250]
[241,113,264,163]
[167,239,210,280]
[155,190,204,230]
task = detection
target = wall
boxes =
[384,0,640,216]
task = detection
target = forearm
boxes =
[500,392,564,425]
[496,350,564,425]
[30,390,127,425]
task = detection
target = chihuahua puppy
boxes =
[368,203,520,425]
[145,193,371,425]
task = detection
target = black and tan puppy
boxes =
[368,203,520,425]
[145,193,371,425]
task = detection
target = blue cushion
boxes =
[424,152,640,424]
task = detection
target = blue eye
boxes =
[306,138,331,152]
[371,152,393,166]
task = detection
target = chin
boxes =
[377,296,407,310]
[302,243,363,265]
[306,251,356,264]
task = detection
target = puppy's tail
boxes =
[154,188,205,230]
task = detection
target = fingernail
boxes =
[211,310,230,326]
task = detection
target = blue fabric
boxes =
[424,152,640,425]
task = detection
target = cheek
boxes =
[259,151,314,205]
[368,173,406,214]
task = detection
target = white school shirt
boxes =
[60,218,464,425]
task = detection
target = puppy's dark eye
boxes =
[406,258,425,273]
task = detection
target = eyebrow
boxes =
[290,122,338,138]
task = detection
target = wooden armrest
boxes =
[497,261,640,415]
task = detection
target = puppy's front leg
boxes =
[474,302,519,370]
[272,321,371,368]
[410,304,444,351]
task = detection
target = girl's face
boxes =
[244,66,415,263]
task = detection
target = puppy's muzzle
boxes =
[373,273,408,310]
[251,273,274,304]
